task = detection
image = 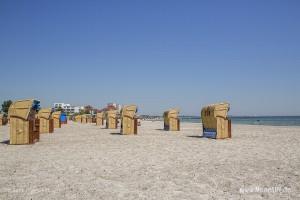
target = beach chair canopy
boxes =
[201,102,230,119]
[164,109,179,119]
[60,113,67,122]
[75,115,81,120]
[82,114,91,118]
[52,111,61,119]
[121,105,137,119]
[8,99,40,120]
[97,112,104,118]
[168,109,179,119]
[38,108,52,119]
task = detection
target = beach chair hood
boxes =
[52,111,61,120]
[97,112,104,118]
[201,102,230,119]
[121,105,137,119]
[107,110,117,119]
[167,109,179,119]
[38,108,52,120]
[8,99,40,120]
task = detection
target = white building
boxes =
[53,103,83,114]
[73,106,84,113]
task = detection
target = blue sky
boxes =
[0,0,299,115]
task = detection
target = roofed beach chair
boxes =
[8,99,40,144]
[121,105,138,135]
[38,108,54,134]
[75,115,82,123]
[96,112,104,126]
[163,109,180,131]
[60,113,68,124]
[106,110,118,129]
[86,114,93,123]
[81,114,87,124]
[0,113,8,126]
[201,102,231,139]
[52,111,62,128]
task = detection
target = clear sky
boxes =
[0,0,299,116]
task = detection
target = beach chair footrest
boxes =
[203,129,217,139]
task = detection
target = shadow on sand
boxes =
[186,135,204,139]
[110,132,122,135]
[1,140,10,145]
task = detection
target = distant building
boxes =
[53,103,83,114]
[73,106,84,113]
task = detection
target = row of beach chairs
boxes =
[4,100,67,145]
[3,99,231,145]
[74,105,138,135]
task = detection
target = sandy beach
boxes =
[0,121,299,199]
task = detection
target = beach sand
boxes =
[0,121,299,199]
